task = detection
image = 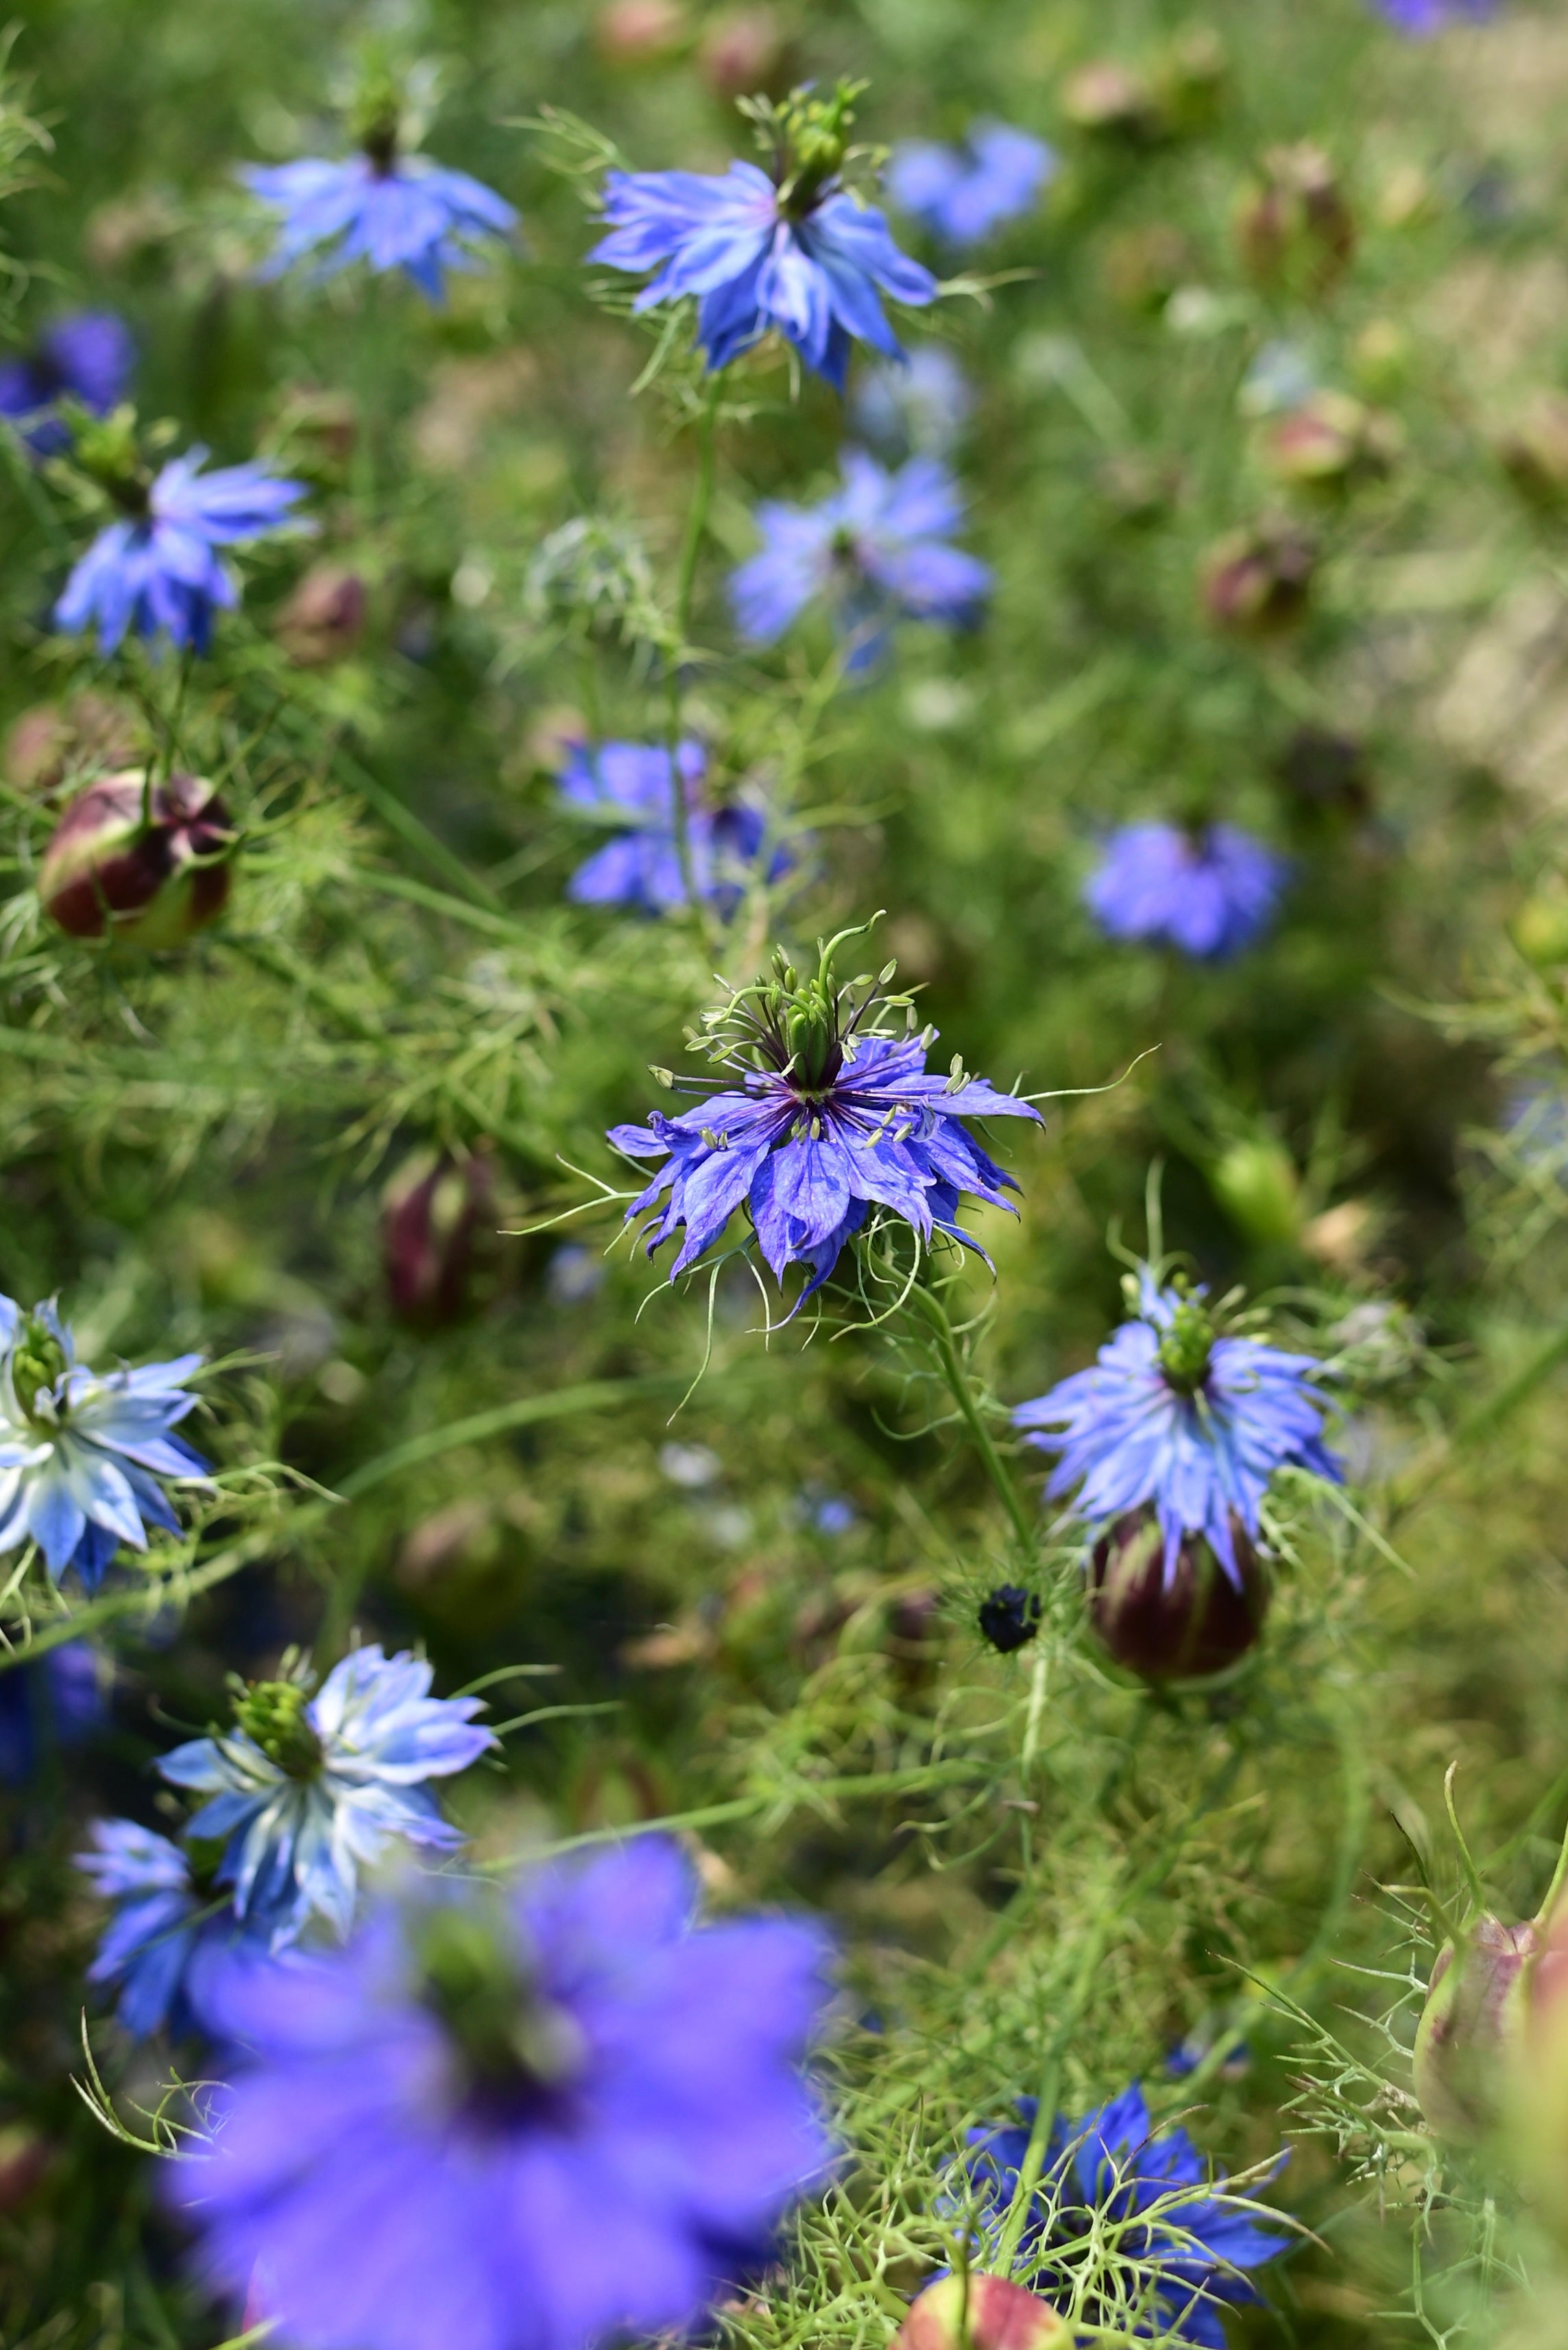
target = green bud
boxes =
[10,1315,67,1419]
[1157,1295,1215,1394]
[234,1679,322,1779]
[1209,1139,1302,1248]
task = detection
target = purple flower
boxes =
[610,937,1039,1307]
[1013,1271,1340,1583]
[1371,0,1494,30]
[76,1819,274,2040]
[589,92,937,390]
[0,1640,107,1784]
[243,154,517,302]
[561,739,791,917]
[1084,823,1286,961]
[55,448,308,656]
[163,1838,834,2350]
[0,311,134,456]
[729,451,991,663]
[961,2084,1290,2346]
[852,344,973,459]
[888,123,1055,249]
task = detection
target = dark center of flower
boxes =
[692,924,916,1116]
[360,113,400,174]
[1157,1296,1216,1395]
[234,1679,323,1777]
[417,1906,586,2123]
[11,1315,68,1420]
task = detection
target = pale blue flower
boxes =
[888,123,1054,249]
[76,1818,274,2039]
[243,153,518,302]
[158,1646,495,1944]
[0,1299,206,1591]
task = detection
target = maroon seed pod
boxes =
[1414,1913,1539,2143]
[274,563,368,667]
[1199,520,1318,636]
[594,0,687,63]
[39,769,235,949]
[380,1147,497,1328]
[1235,143,1355,296]
[1089,1507,1269,1682]
[1059,60,1160,139]
[698,7,789,99]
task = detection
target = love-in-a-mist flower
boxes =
[1013,1271,1339,1581]
[888,123,1055,249]
[958,2084,1290,2346]
[158,1647,494,1945]
[1371,0,1494,30]
[243,103,518,303]
[730,451,990,662]
[610,931,1039,1306]
[1084,823,1286,961]
[164,1838,834,2350]
[0,1300,206,1590]
[55,444,307,656]
[76,1819,274,2040]
[561,739,791,917]
[590,83,937,389]
[0,311,134,456]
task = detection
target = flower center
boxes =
[11,1316,68,1421]
[361,114,399,175]
[418,1906,586,2121]
[753,80,864,218]
[1156,1297,1215,1395]
[234,1679,323,1778]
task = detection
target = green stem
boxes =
[907,1282,1035,1552]
[665,379,721,928]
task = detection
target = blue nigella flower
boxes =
[158,1646,495,1945]
[163,1837,834,2350]
[55,447,308,656]
[243,143,518,303]
[76,1818,276,2039]
[589,86,937,391]
[0,311,135,457]
[610,933,1039,1308]
[1371,0,1494,29]
[1013,1271,1340,1583]
[0,1640,108,1784]
[0,1300,207,1592]
[887,123,1056,249]
[561,739,791,917]
[730,451,991,665]
[1084,823,1287,961]
[852,344,973,459]
[959,2084,1290,2346]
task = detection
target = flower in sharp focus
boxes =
[0,311,135,456]
[243,130,517,302]
[157,1647,495,1944]
[1084,823,1287,961]
[959,2085,1290,2346]
[55,447,307,656]
[164,1838,834,2350]
[589,84,937,389]
[1013,1271,1339,1582]
[609,933,1040,1306]
[887,123,1056,249]
[76,1819,272,2039]
[561,739,793,917]
[852,344,973,459]
[0,1641,108,1784]
[729,451,991,665]
[0,1301,207,1590]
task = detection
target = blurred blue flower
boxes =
[0,311,134,456]
[1013,1271,1339,1582]
[610,940,1039,1306]
[960,2084,1290,2346]
[798,1485,858,1537]
[1501,1077,1568,1179]
[590,163,936,391]
[1372,0,1494,30]
[55,448,307,656]
[546,1243,606,1305]
[77,1818,272,2039]
[164,1838,834,2350]
[852,344,973,459]
[888,123,1055,249]
[730,451,991,665]
[561,739,791,917]
[0,1299,207,1591]
[243,154,518,302]
[0,1640,108,1783]
[1084,823,1286,961]
[158,1646,494,1944]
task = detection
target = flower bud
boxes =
[1512,885,1568,968]
[1210,1138,1302,1248]
[4,693,142,798]
[1235,144,1355,296]
[895,2275,1069,2350]
[274,562,368,667]
[39,771,234,949]
[1262,392,1400,492]
[1413,1915,1539,2144]
[381,1147,496,1328]
[1199,521,1318,636]
[1497,394,1568,504]
[1089,1509,1268,1682]
[698,7,788,99]
[978,1585,1043,1655]
[594,0,687,64]
[1059,60,1159,139]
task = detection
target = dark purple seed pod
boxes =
[1088,1507,1268,1682]
[38,769,235,949]
[1413,1913,1540,2144]
[380,1148,496,1328]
